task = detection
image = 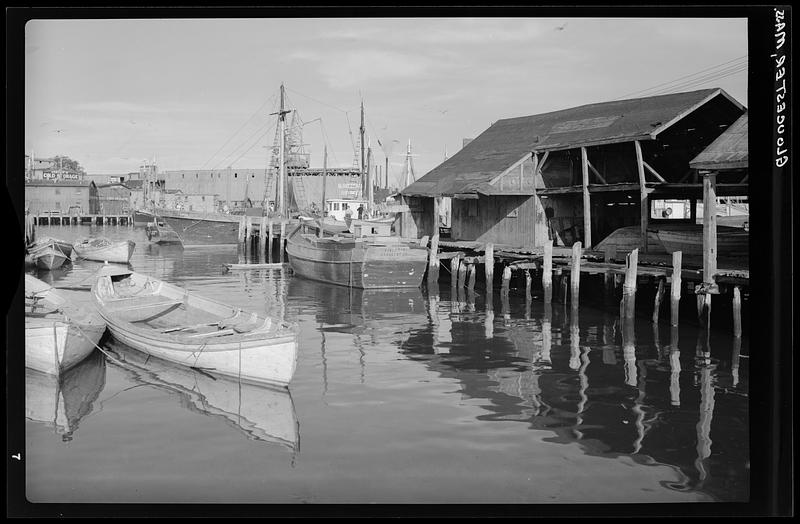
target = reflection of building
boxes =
[25,179,98,215]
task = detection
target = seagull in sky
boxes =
[439,109,448,115]
[555,22,568,31]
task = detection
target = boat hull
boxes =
[32,249,69,270]
[25,315,105,376]
[74,239,136,264]
[92,270,299,387]
[159,212,242,246]
[286,227,428,289]
[656,226,749,257]
[133,209,155,226]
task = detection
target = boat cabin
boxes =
[326,199,368,221]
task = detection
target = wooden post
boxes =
[571,241,582,307]
[467,262,476,293]
[671,251,682,326]
[697,293,711,328]
[259,216,267,252]
[238,215,246,243]
[622,248,638,319]
[525,269,532,301]
[702,171,718,287]
[457,258,468,289]
[279,220,286,261]
[450,256,460,292]
[432,196,440,238]
[501,265,511,295]
[428,233,440,285]
[267,219,274,262]
[652,277,665,324]
[485,243,494,293]
[634,140,648,254]
[732,286,742,337]
[543,239,553,303]
[580,147,591,248]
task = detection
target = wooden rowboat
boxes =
[285,221,429,289]
[145,220,182,245]
[27,238,70,270]
[73,237,136,264]
[655,224,749,257]
[25,275,107,376]
[91,266,299,387]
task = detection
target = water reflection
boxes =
[393,289,749,502]
[25,350,107,441]
[104,339,299,453]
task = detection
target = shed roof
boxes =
[403,88,744,197]
[689,112,748,171]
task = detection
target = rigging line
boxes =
[285,87,348,113]
[344,112,359,160]
[619,55,748,99]
[201,92,278,169]
[211,114,278,171]
[318,118,341,167]
[643,65,748,96]
[229,119,280,168]
[637,61,749,96]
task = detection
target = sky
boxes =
[25,17,748,187]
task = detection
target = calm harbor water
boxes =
[21,225,749,504]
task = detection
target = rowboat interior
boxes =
[95,271,292,341]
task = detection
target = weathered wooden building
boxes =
[96,182,132,215]
[401,88,745,252]
[25,179,98,215]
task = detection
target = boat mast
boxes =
[359,99,365,199]
[320,145,327,238]
[278,84,287,218]
[367,138,373,217]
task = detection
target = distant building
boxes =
[25,179,98,215]
[96,182,132,215]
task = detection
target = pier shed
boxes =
[97,182,132,215]
[25,179,98,216]
[402,88,745,252]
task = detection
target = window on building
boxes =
[235,173,238,178]
[333,203,340,210]
[651,199,691,219]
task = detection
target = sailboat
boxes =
[158,85,295,247]
[285,103,429,289]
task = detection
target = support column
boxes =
[580,147,591,248]
[634,140,648,254]
[484,243,494,294]
[542,239,553,303]
[571,241,582,307]
[671,251,682,326]
[702,171,718,287]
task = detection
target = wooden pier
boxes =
[426,238,748,334]
[238,216,297,262]
[33,212,133,226]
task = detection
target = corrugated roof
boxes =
[689,112,748,171]
[403,88,743,197]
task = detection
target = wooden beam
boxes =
[634,140,648,254]
[702,172,718,285]
[643,161,667,183]
[581,147,592,248]
[586,159,607,184]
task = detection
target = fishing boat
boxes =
[133,208,156,226]
[25,351,107,440]
[655,223,749,257]
[73,237,136,264]
[27,238,71,270]
[25,274,107,376]
[157,209,243,246]
[286,220,429,289]
[145,219,182,244]
[91,266,299,387]
[30,236,74,258]
[105,339,298,450]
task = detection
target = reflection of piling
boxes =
[450,256,459,294]
[467,262,476,293]
[525,269,532,301]
[669,325,681,407]
[622,317,637,387]
[458,258,468,289]
[570,241,581,307]
[542,240,553,304]
[541,303,552,364]
[485,243,494,295]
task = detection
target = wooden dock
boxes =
[33,212,133,226]
[427,236,748,333]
